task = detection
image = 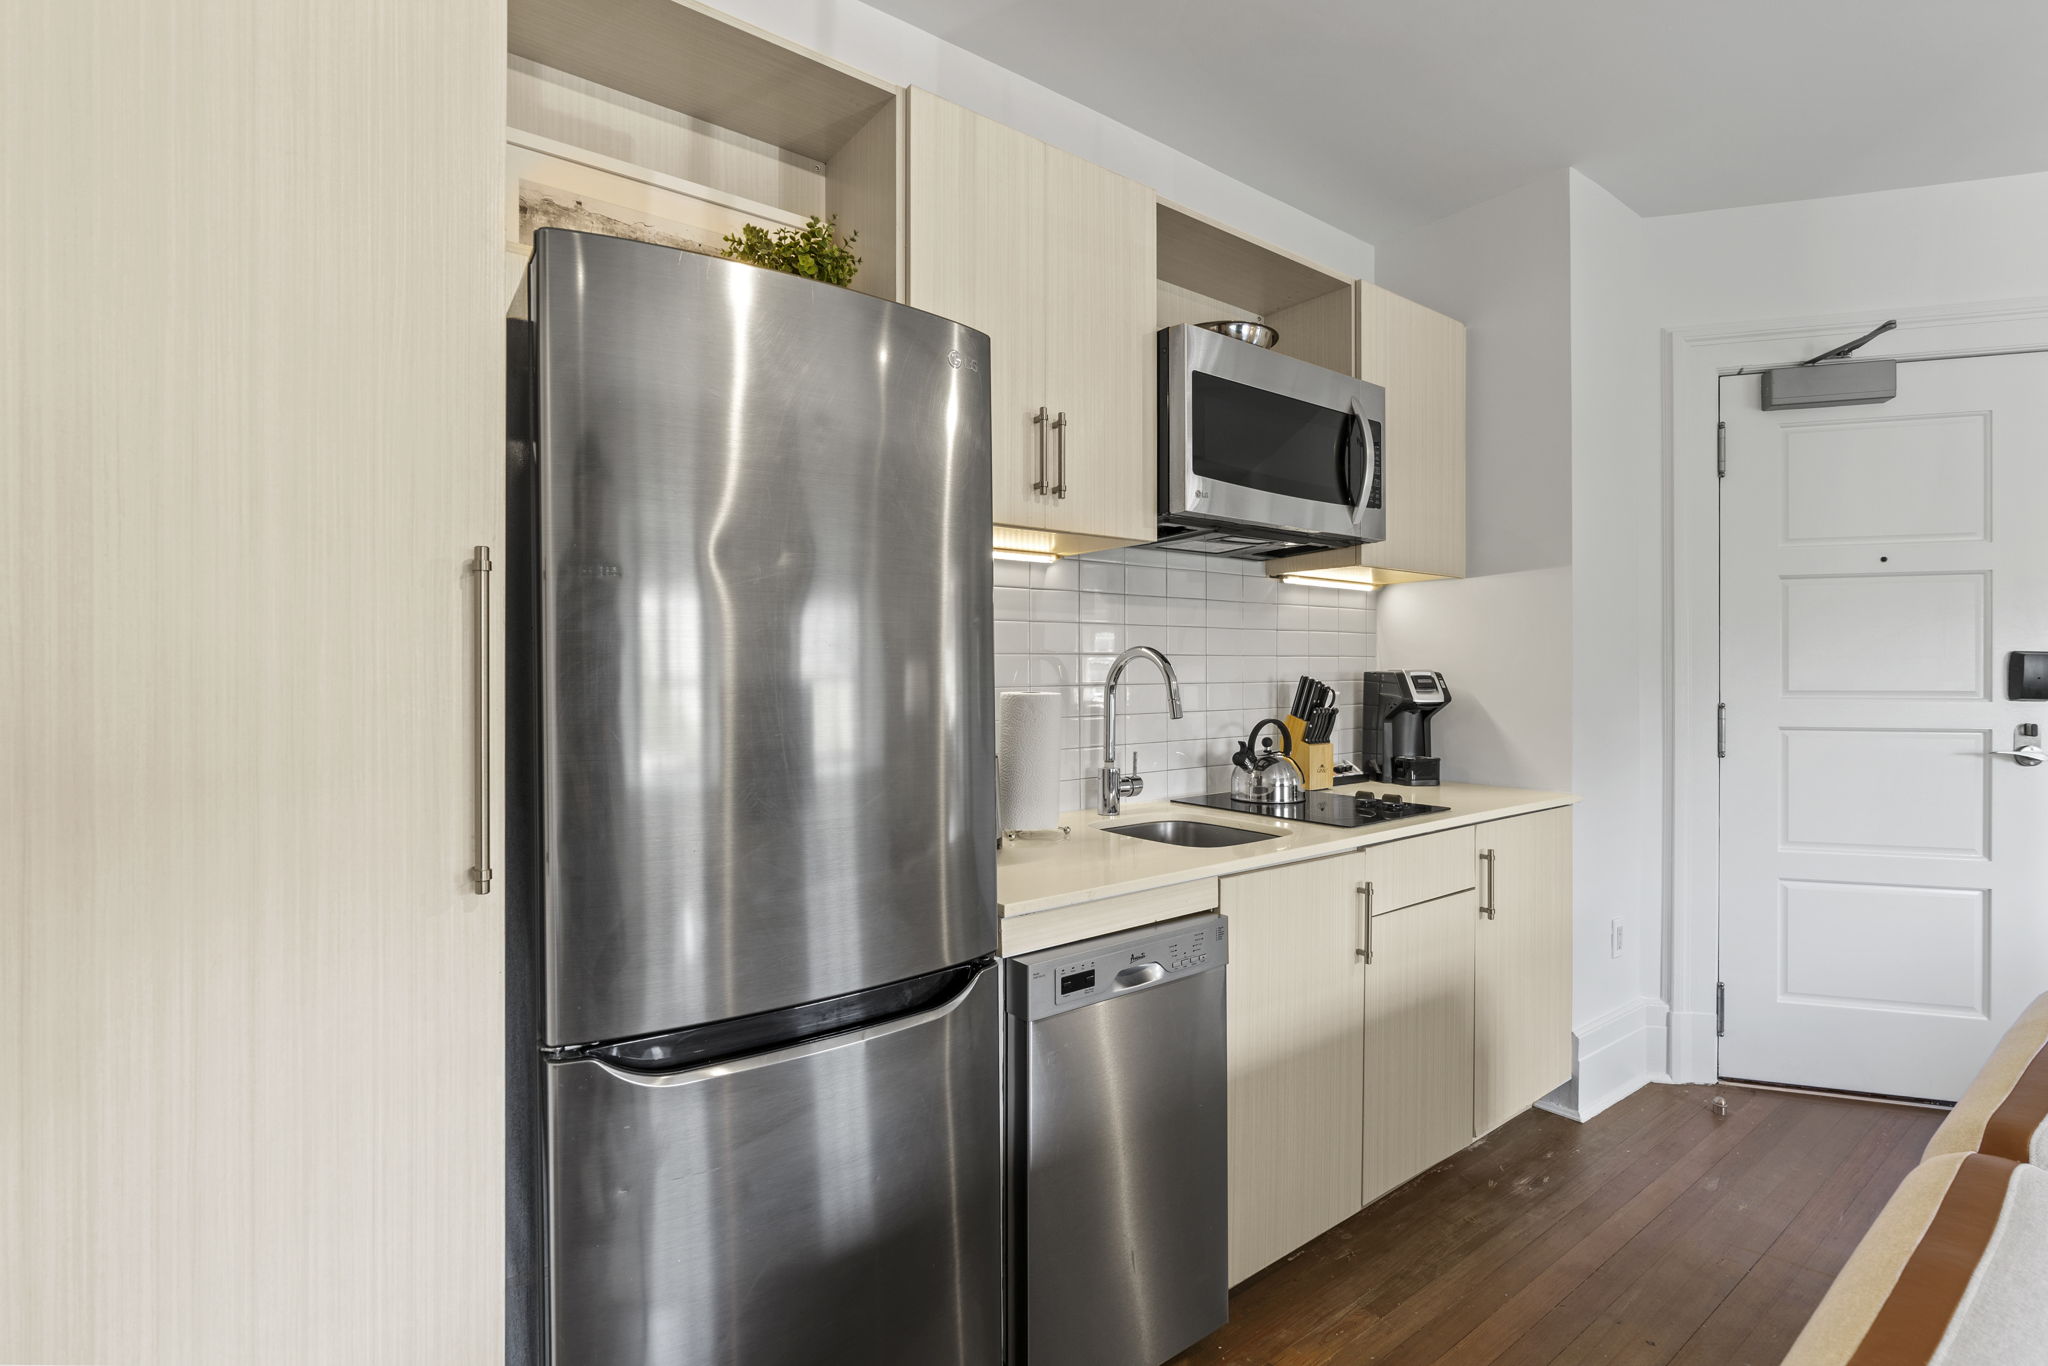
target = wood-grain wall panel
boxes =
[507,55,828,216]
[1,0,505,1359]
[825,99,903,302]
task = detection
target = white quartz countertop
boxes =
[997,782,1577,917]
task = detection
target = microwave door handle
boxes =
[1334,410,1355,509]
[1351,400,1381,525]
[1340,402,1369,515]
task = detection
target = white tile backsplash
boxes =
[993,547,1377,813]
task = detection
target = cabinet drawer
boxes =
[1362,826,1476,913]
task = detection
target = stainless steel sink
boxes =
[1104,820,1279,848]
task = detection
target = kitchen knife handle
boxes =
[470,546,493,895]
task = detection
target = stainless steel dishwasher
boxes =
[1006,913,1229,1366]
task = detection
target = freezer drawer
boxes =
[1008,915,1229,1366]
[546,962,1002,1366]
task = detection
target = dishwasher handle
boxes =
[1115,962,1166,989]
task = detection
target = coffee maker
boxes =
[1359,670,1451,786]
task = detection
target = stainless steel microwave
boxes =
[1154,323,1386,558]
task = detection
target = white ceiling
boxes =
[864,0,2048,241]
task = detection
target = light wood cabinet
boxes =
[1269,281,1467,585]
[1474,807,1576,1134]
[1221,852,1368,1284]
[1363,824,1476,912]
[1218,809,1572,1282]
[1362,890,1478,1204]
[5,0,505,1360]
[1041,143,1157,540]
[906,91,1045,529]
[906,89,1157,548]
[1357,282,1467,580]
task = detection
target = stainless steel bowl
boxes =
[1196,319,1279,349]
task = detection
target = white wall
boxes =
[1566,171,1668,1104]
[1648,169,2048,326]
[707,0,1377,280]
[1371,568,1569,790]
[1377,176,1572,576]
[1377,172,1676,1119]
[1372,173,1675,1114]
[1628,168,2048,1083]
[1374,174,1573,795]
[1542,167,2048,1099]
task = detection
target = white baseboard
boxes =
[1535,996,1672,1122]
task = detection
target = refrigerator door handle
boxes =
[586,965,989,1089]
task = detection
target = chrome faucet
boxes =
[1099,646,1185,816]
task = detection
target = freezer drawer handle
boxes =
[469,546,493,894]
[586,965,989,1089]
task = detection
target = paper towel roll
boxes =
[997,690,1064,833]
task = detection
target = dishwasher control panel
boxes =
[1008,913,1228,1022]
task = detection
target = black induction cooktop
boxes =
[1171,790,1451,829]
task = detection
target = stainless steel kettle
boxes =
[1232,718,1304,806]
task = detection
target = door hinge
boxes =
[1716,702,1727,759]
[1716,982,1727,1037]
[1716,421,1727,478]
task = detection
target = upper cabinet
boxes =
[500,16,1464,573]
[1272,283,1468,584]
[506,0,904,304]
[1155,201,1357,376]
[906,90,1158,551]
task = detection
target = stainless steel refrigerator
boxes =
[505,228,1000,1366]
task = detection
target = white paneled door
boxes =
[1718,356,2048,1100]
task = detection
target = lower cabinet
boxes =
[1221,807,1573,1284]
[1474,807,1575,1134]
[1221,850,1367,1285]
[1362,890,1477,1205]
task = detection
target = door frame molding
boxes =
[1665,296,2048,1084]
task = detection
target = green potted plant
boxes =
[721,215,861,287]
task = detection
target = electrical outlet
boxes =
[1609,918,1624,958]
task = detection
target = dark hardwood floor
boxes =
[1170,1082,1943,1366]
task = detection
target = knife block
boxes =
[1282,715,1336,791]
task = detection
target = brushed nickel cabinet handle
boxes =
[470,546,494,894]
[1478,849,1496,920]
[1052,410,1069,497]
[1356,881,1374,962]
[1033,406,1051,494]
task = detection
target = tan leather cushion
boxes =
[1784,1153,2047,1366]
[1924,992,2048,1166]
